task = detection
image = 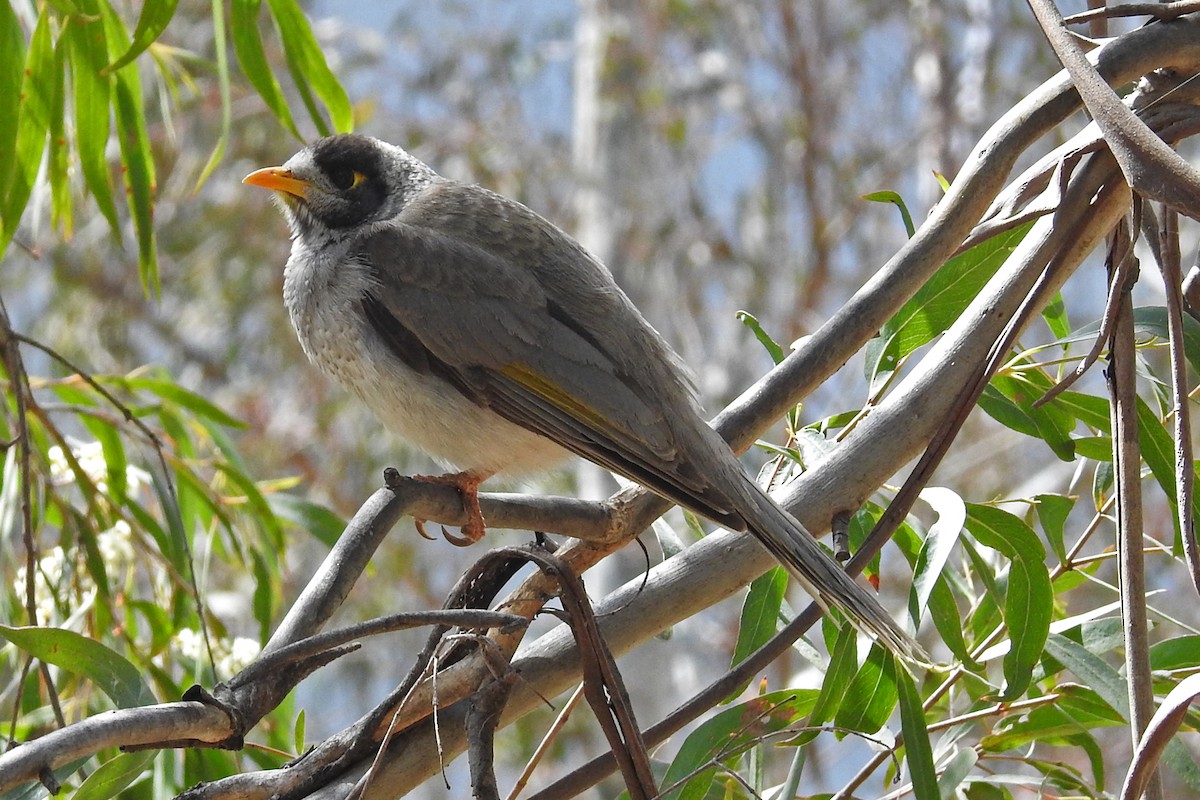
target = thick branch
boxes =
[1028,1,1200,219]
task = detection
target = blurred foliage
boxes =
[1,0,350,793]
[2,1,1200,799]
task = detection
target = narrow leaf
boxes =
[1121,672,1200,800]
[0,0,25,199]
[66,9,119,233]
[800,623,857,746]
[100,2,158,291]
[1043,634,1128,719]
[103,0,180,73]
[988,373,1075,461]
[0,625,156,708]
[49,36,72,236]
[660,690,818,800]
[231,0,300,138]
[731,567,787,670]
[1,11,54,255]
[269,493,345,547]
[910,486,965,624]
[1035,493,1075,562]
[867,223,1031,384]
[896,663,938,800]
[194,0,232,190]
[72,751,154,800]
[1042,292,1071,340]
[863,190,915,237]
[265,0,352,133]
[736,311,786,364]
[965,504,1052,699]
[835,643,898,735]
[122,375,248,428]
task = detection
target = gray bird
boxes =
[244,133,919,659]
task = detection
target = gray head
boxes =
[243,134,438,238]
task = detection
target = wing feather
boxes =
[354,183,743,526]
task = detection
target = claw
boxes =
[409,470,491,546]
[414,518,438,541]
[442,526,475,547]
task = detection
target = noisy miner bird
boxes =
[244,134,919,659]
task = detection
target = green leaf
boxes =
[1055,306,1200,376]
[986,373,1075,461]
[127,473,189,571]
[1042,634,1128,719]
[1034,493,1075,562]
[72,751,154,800]
[217,463,284,549]
[99,2,159,291]
[964,504,1052,699]
[927,577,974,666]
[1,11,54,256]
[1053,389,1110,430]
[0,1,25,201]
[735,311,786,364]
[282,42,329,137]
[977,384,1041,440]
[103,0,180,73]
[896,663,937,800]
[863,190,915,238]
[981,684,1122,753]
[269,493,346,547]
[910,486,965,625]
[937,749,979,799]
[730,567,786,672]
[835,643,898,735]
[251,550,275,643]
[800,623,857,746]
[659,689,818,800]
[1133,395,1200,544]
[66,10,119,233]
[49,36,71,236]
[294,708,306,755]
[0,625,156,708]
[866,223,1031,385]
[81,414,129,502]
[128,599,174,654]
[231,0,301,139]
[1042,292,1071,340]
[194,0,233,190]
[1150,634,1200,671]
[122,375,248,429]
[265,0,352,133]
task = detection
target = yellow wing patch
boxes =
[500,363,619,436]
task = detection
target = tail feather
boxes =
[738,486,928,663]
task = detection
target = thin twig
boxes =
[1064,1,1200,25]
[1107,219,1163,800]
[1027,0,1200,220]
[1033,215,1139,408]
[506,684,585,800]
[1140,202,1200,594]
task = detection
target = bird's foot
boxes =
[412,471,488,546]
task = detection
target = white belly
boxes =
[283,246,568,477]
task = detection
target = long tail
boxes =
[737,482,928,663]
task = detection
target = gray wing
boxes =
[355,181,743,527]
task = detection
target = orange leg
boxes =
[412,471,489,546]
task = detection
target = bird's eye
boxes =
[329,167,366,192]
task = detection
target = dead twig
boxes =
[1106,219,1163,800]
[1140,203,1200,595]
[1028,0,1200,220]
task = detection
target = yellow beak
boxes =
[242,166,313,200]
